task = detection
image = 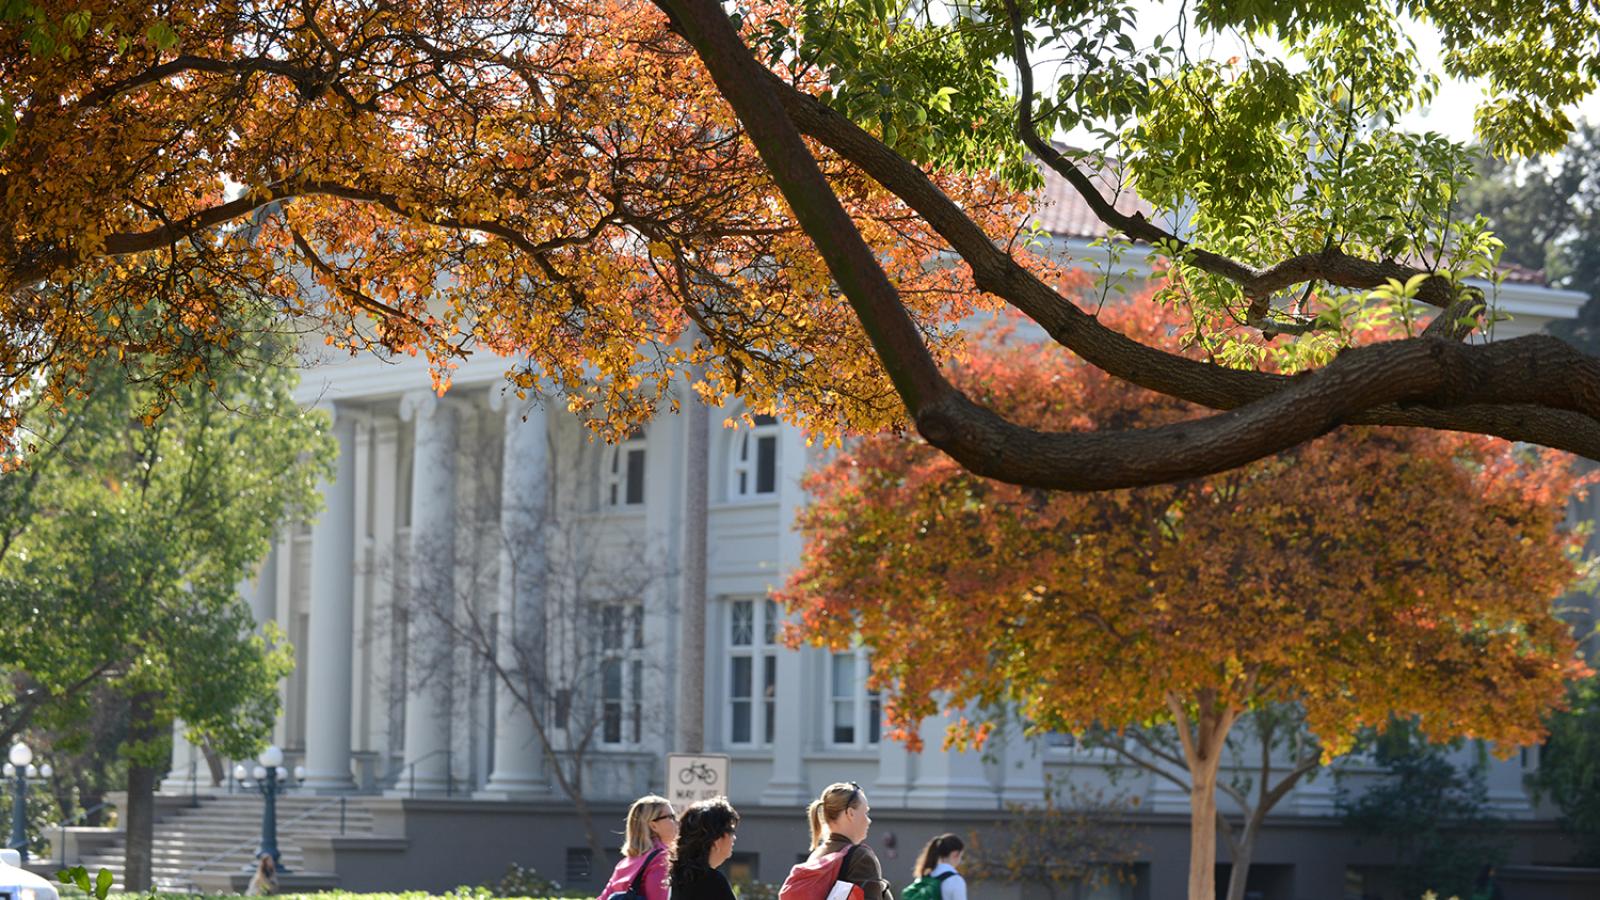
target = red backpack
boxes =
[779,844,864,900]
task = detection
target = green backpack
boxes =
[902,871,954,900]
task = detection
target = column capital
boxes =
[399,389,460,424]
[312,399,370,429]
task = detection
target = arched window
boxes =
[729,414,779,499]
[604,429,647,508]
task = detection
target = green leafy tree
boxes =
[1338,723,1509,900]
[1457,121,1600,352]
[1531,676,1600,863]
[0,325,333,888]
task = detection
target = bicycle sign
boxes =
[666,753,730,804]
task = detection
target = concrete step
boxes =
[74,791,373,890]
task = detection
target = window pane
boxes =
[631,660,644,743]
[830,653,854,699]
[730,601,753,646]
[833,700,855,744]
[630,605,644,649]
[604,702,622,744]
[763,599,779,645]
[763,655,777,744]
[625,448,646,504]
[730,655,752,743]
[754,414,777,426]
[739,432,750,462]
[868,692,882,745]
[601,606,621,650]
[756,435,777,494]
[602,659,622,700]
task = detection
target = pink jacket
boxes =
[597,841,670,900]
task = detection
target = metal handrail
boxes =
[380,747,455,798]
[52,800,118,867]
[181,794,350,877]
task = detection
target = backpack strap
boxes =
[834,843,861,883]
[934,872,956,884]
[629,848,665,894]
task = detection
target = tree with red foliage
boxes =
[781,298,1590,900]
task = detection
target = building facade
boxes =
[160,189,1598,899]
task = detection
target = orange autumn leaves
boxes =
[780,299,1590,757]
[0,0,1027,445]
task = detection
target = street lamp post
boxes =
[232,745,304,872]
[5,743,53,865]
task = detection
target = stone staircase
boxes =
[77,792,374,891]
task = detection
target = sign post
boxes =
[666,753,730,805]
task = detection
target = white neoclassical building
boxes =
[158,174,1598,900]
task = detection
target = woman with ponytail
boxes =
[802,782,892,900]
[902,834,964,900]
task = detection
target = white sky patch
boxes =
[1058,0,1600,157]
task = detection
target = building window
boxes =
[605,430,647,507]
[565,848,593,884]
[599,603,645,745]
[829,648,881,748]
[727,598,780,746]
[730,415,779,499]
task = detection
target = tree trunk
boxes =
[1223,820,1258,900]
[123,691,165,892]
[573,790,604,875]
[1187,760,1220,900]
[674,356,710,754]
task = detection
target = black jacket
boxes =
[668,862,736,900]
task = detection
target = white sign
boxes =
[666,753,730,804]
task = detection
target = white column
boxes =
[761,424,811,803]
[301,406,359,792]
[273,534,294,748]
[393,391,458,795]
[369,418,400,769]
[997,719,1047,804]
[906,708,999,809]
[481,395,553,797]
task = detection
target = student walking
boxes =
[801,781,893,900]
[668,797,742,900]
[598,795,677,900]
[902,835,965,900]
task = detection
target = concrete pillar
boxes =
[906,708,999,810]
[393,391,458,795]
[763,424,812,803]
[995,718,1048,804]
[301,406,358,792]
[481,394,552,797]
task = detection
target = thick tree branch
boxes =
[1001,0,1458,311]
[763,71,1600,457]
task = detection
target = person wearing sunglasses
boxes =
[805,781,892,900]
[669,797,742,900]
[598,795,678,900]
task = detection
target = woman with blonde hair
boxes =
[803,781,892,900]
[596,794,677,900]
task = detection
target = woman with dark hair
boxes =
[668,796,741,900]
[904,834,965,900]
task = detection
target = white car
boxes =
[0,849,60,900]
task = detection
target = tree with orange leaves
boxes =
[5,1,1600,491]
[779,299,1591,900]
